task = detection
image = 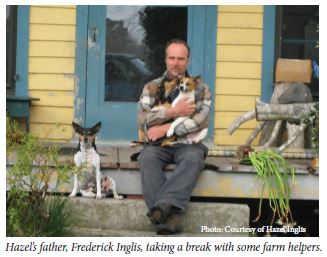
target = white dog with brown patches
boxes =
[69,122,123,200]
[166,76,208,143]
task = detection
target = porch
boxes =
[51,144,319,201]
[6,143,318,236]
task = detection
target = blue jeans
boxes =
[138,143,208,211]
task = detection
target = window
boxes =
[276,5,319,100]
[6,5,17,96]
[105,6,187,102]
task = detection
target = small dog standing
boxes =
[69,122,123,200]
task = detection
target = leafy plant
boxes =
[6,116,74,236]
[247,150,296,225]
[302,102,319,149]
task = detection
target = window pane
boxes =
[279,5,319,100]
[105,6,187,102]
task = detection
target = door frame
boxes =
[74,5,217,142]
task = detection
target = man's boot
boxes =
[156,209,183,235]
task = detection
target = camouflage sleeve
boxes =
[174,82,211,136]
[137,82,171,130]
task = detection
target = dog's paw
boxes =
[96,194,102,200]
[166,128,174,137]
[69,193,76,198]
[114,194,124,200]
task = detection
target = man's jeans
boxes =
[138,143,208,211]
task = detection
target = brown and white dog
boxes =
[69,122,123,200]
[165,76,208,144]
[135,76,208,147]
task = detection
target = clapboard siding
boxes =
[218,12,263,29]
[29,74,74,91]
[30,24,76,41]
[29,41,75,57]
[217,45,262,62]
[30,106,74,124]
[215,78,261,96]
[214,5,263,145]
[30,6,76,25]
[28,90,74,107]
[29,5,76,141]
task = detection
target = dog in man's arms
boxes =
[136,75,208,147]
[69,121,123,200]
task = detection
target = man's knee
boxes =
[138,147,156,165]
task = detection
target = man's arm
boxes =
[138,82,196,130]
[138,82,171,128]
[146,98,196,141]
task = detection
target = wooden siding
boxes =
[28,6,76,141]
[215,6,263,145]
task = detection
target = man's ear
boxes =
[91,122,102,134]
[72,122,83,134]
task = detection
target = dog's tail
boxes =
[130,151,141,162]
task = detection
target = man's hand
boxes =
[146,123,171,142]
[166,97,196,118]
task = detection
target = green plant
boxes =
[43,196,75,236]
[302,102,319,149]
[6,116,73,236]
[247,150,296,225]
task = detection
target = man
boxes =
[137,39,211,235]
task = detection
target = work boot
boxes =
[156,209,183,235]
[146,203,172,225]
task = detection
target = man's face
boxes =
[165,43,189,79]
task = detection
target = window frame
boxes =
[6,6,17,95]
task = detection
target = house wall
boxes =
[28,6,76,141]
[214,5,263,145]
[26,5,265,145]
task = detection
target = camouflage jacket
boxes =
[137,71,211,139]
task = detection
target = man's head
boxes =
[165,39,190,79]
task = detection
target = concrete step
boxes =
[70,227,244,237]
[66,197,250,236]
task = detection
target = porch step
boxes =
[71,227,232,237]
[67,197,250,236]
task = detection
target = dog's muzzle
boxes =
[178,84,187,92]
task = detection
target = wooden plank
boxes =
[30,24,76,41]
[217,28,262,45]
[214,111,258,129]
[215,78,261,95]
[216,62,262,79]
[29,90,74,107]
[219,5,263,13]
[29,73,74,91]
[29,57,75,73]
[218,12,263,29]
[214,128,260,145]
[215,95,257,112]
[29,41,75,57]
[217,45,262,62]
[30,106,74,124]
[30,123,73,141]
[30,6,76,25]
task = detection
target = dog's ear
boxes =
[194,75,201,83]
[91,122,102,134]
[72,122,84,134]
